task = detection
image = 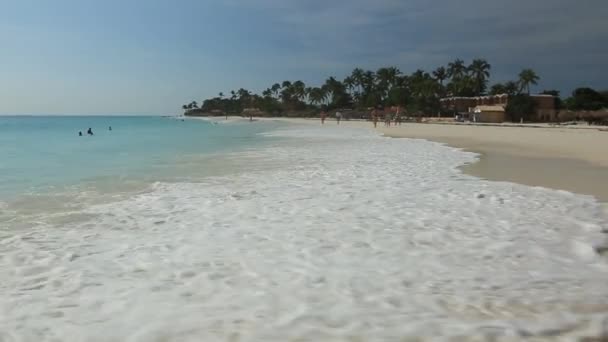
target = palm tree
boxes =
[490,83,507,95]
[468,59,491,95]
[351,68,365,95]
[343,76,355,95]
[375,67,400,98]
[218,92,224,98]
[324,77,343,105]
[504,81,519,95]
[518,69,540,95]
[292,80,306,102]
[182,104,188,111]
[308,87,325,106]
[433,67,448,86]
[271,83,281,98]
[447,59,466,80]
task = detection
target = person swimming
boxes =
[108,126,112,131]
[78,131,83,136]
[87,128,93,136]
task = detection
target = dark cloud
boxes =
[229,0,608,93]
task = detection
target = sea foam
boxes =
[1,124,607,341]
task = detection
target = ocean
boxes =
[1,116,608,341]
[0,116,279,198]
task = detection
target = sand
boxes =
[273,118,608,203]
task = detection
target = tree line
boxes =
[182,58,606,117]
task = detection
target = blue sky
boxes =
[1,0,607,115]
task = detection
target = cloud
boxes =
[224,0,608,91]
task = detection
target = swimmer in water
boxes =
[87,128,93,136]
[79,131,83,136]
[108,126,112,131]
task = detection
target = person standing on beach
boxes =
[394,107,402,126]
[336,111,342,125]
[320,110,326,124]
[372,109,378,128]
[384,112,391,127]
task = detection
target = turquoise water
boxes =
[0,116,276,198]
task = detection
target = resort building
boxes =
[440,94,557,122]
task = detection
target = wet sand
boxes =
[374,123,608,204]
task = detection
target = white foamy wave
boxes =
[1,125,608,341]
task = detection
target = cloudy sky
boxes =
[1,0,606,114]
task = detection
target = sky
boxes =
[0,0,607,115]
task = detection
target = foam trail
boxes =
[1,125,607,341]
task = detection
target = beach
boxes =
[276,118,608,203]
[2,117,608,340]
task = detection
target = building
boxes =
[472,105,506,123]
[440,94,557,122]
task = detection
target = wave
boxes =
[1,124,607,341]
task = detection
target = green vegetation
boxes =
[505,95,538,122]
[178,60,594,118]
[563,87,608,111]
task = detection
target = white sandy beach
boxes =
[272,117,608,203]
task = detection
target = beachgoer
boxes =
[87,128,93,136]
[385,112,391,127]
[336,111,342,125]
[394,107,402,126]
[108,126,112,131]
[372,109,378,128]
[78,131,83,136]
[320,110,326,124]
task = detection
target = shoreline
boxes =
[375,123,608,204]
[271,118,608,206]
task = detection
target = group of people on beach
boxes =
[372,107,403,128]
[78,126,111,136]
[320,111,342,125]
[320,107,403,128]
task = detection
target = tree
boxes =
[518,69,540,94]
[447,76,476,97]
[565,87,607,110]
[343,76,355,96]
[350,68,365,96]
[375,67,401,101]
[433,67,448,86]
[292,80,306,102]
[182,104,188,111]
[490,83,507,95]
[468,59,491,95]
[447,59,466,80]
[504,81,519,96]
[308,87,325,106]
[218,92,224,98]
[506,94,537,122]
[271,83,281,98]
